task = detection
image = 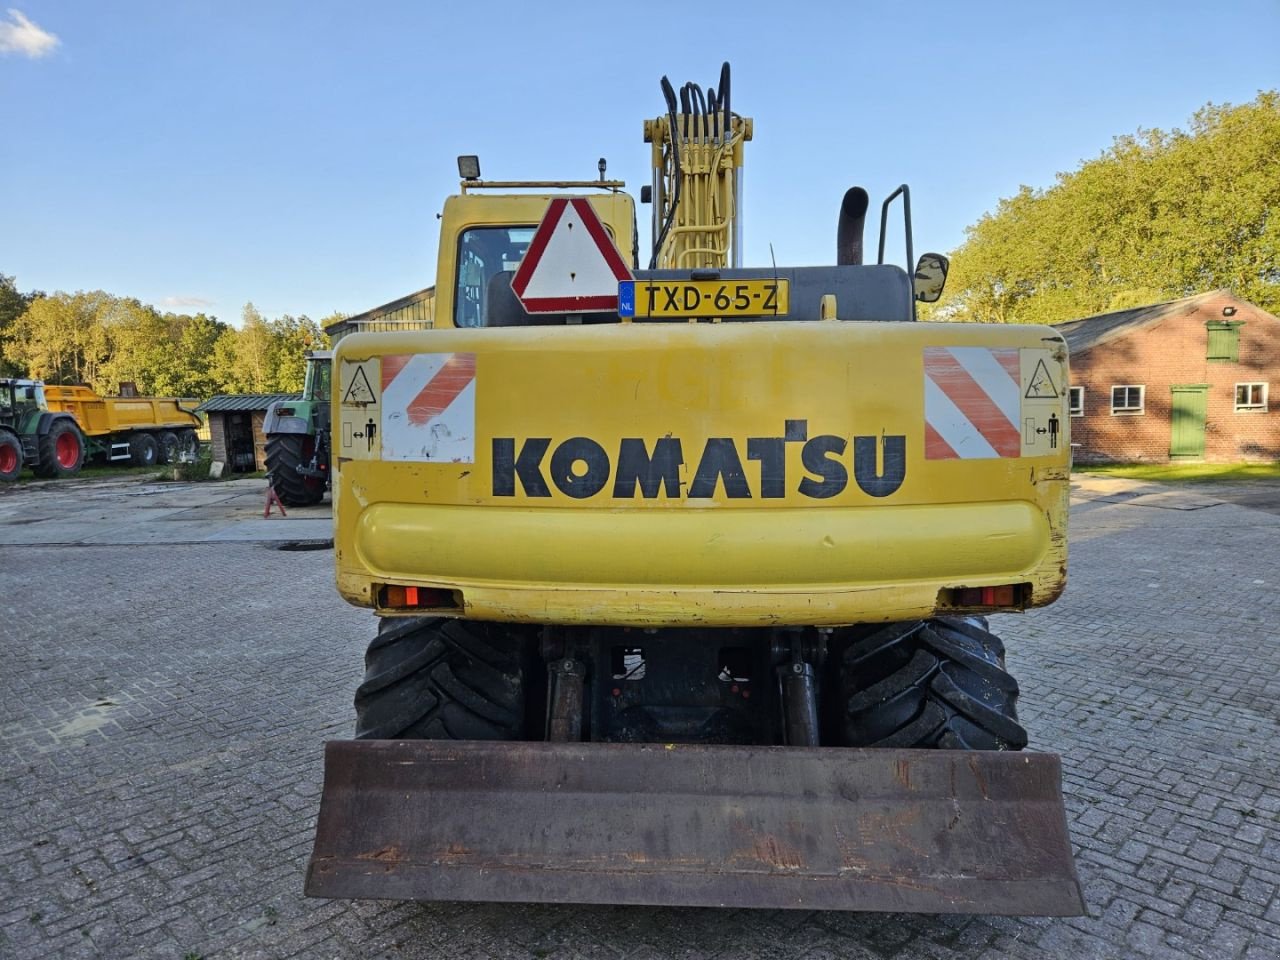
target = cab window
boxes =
[454,226,535,328]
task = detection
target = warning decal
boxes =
[924,347,1066,459]
[1019,348,1065,456]
[338,358,381,461]
[1024,358,1060,399]
[342,365,376,405]
[380,353,476,463]
[925,347,1021,459]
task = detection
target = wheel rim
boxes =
[55,432,79,468]
[0,444,15,473]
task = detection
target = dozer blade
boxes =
[306,740,1085,915]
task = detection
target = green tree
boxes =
[236,302,274,392]
[0,273,40,376]
[269,314,326,392]
[169,313,230,396]
[209,326,247,393]
[929,91,1280,323]
[7,291,111,384]
[97,298,176,395]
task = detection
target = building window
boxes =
[1206,321,1243,362]
[1235,382,1268,412]
[1068,386,1084,417]
[1111,385,1145,415]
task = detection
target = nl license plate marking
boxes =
[618,279,789,319]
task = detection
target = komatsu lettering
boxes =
[492,421,906,499]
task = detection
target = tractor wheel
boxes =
[355,617,539,741]
[838,617,1027,751]
[0,431,23,482]
[34,420,85,478]
[264,432,325,506]
[129,432,159,467]
[156,430,180,465]
[177,429,199,461]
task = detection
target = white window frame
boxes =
[1111,384,1145,415]
[1235,382,1268,412]
[1068,386,1085,417]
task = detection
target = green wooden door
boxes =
[1170,385,1208,459]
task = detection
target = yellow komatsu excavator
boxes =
[306,63,1084,915]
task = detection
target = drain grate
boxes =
[274,539,333,552]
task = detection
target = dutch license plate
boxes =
[618,279,789,319]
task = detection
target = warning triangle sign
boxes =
[343,364,376,404]
[1024,358,1060,399]
[511,198,633,313]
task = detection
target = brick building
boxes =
[196,393,298,473]
[1055,290,1280,464]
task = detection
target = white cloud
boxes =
[161,295,215,309]
[0,9,59,58]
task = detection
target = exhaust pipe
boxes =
[836,187,869,266]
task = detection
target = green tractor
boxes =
[0,378,87,482]
[263,350,331,506]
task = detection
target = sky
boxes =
[1,1,1277,326]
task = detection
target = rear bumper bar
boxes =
[306,740,1085,915]
[345,500,1059,626]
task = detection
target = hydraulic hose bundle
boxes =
[650,62,746,270]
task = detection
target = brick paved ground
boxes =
[1,479,1277,959]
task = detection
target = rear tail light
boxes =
[379,584,460,610]
[941,583,1029,610]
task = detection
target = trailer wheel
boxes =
[129,432,158,467]
[264,433,325,506]
[156,431,180,465]
[34,420,85,478]
[355,617,539,741]
[0,431,23,482]
[839,617,1027,751]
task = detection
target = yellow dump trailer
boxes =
[43,385,202,466]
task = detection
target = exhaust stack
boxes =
[837,187,869,266]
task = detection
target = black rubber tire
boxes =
[0,430,23,482]
[264,432,325,506]
[177,429,199,461]
[355,617,538,741]
[129,432,158,467]
[156,430,180,465]
[839,617,1027,751]
[34,419,84,478]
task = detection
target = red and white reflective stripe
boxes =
[924,347,1021,459]
[380,353,476,462]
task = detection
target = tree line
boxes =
[0,278,340,398]
[924,91,1279,324]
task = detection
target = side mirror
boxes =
[913,252,950,303]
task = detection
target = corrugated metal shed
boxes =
[196,393,299,414]
[325,287,435,343]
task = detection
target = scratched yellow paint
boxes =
[332,318,1069,627]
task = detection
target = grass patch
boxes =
[1077,462,1280,483]
[9,463,159,486]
